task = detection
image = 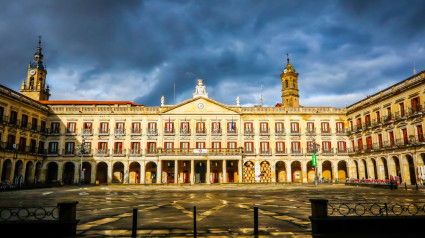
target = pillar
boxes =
[287,162,292,182]
[74,162,80,183]
[174,160,178,183]
[222,160,227,183]
[238,159,242,183]
[107,161,112,183]
[40,162,47,183]
[0,159,3,181]
[157,160,162,184]
[191,160,195,184]
[206,159,211,184]
[302,161,308,183]
[318,161,323,181]
[57,162,63,182]
[140,161,145,184]
[332,165,338,182]
[90,161,96,184]
[271,161,276,182]
[124,162,129,184]
[21,162,27,184]
[9,160,16,182]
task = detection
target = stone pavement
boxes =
[1,183,424,237]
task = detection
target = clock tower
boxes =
[20,36,50,101]
[280,54,299,107]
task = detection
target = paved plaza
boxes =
[0,184,424,237]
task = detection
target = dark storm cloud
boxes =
[1,0,425,106]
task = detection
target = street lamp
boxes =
[311,138,321,185]
[79,138,86,186]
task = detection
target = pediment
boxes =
[161,97,239,115]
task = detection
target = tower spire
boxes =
[286,53,290,64]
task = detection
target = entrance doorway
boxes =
[195,162,206,183]
[212,170,219,183]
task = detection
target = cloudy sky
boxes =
[1,1,425,107]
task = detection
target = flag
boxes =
[231,117,235,130]
[183,118,188,130]
[168,117,172,131]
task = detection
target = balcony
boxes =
[407,104,423,117]
[164,128,175,136]
[259,129,270,136]
[30,123,38,131]
[409,134,425,144]
[196,128,207,135]
[290,148,303,155]
[130,128,142,136]
[211,128,221,136]
[128,149,142,156]
[63,149,75,156]
[244,129,254,136]
[112,149,126,156]
[146,149,158,155]
[8,119,19,127]
[79,149,93,156]
[98,128,109,136]
[158,148,243,155]
[147,128,158,136]
[335,128,346,135]
[305,128,316,136]
[275,129,285,136]
[275,148,287,155]
[321,148,334,155]
[290,130,300,136]
[395,138,409,147]
[336,148,348,155]
[259,149,271,155]
[371,118,382,128]
[47,128,61,135]
[244,148,255,155]
[81,128,93,136]
[65,129,77,136]
[20,121,29,130]
[96,149,109,156]
[46,149,59,156]
[114,128,125,136]
[382,115,394,124]
[0,115,8,124]
[393,111,406,121]
[320,128,331,135]
[227,129,237,136]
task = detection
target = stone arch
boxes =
[337,160,347,180]
[353,160,359,179]
[361,159,368,179]
[129,162,141,184]
[14,160,24,183]
[1,159,13,182]
[24,161,34,184]
[112,161,125,183]
[405,154,417,185]
[35,162,42,183]
[418,153,425,181]
[291,161,302,182]
[243,161,255,183]
[322,160,333,181]
[391,156,402,182]
[275,161,286,182]
[46,162,58,184]
[370,158,378,179]
[62,162,75,184]
[379,157,389,179]
[260,161,271,183]
[145,161,157,184]
[96,162,108,184]
[306,161,315,182]
[82,162,92,184]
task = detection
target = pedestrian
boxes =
[390,175,394,190]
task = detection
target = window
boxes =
[307,122,314,133]
[131,142,140,153]
[417,125,424,142]
[400,103,405,117]
[260,122,268,133]
[321,122,330,133]
[131,122,141,134]
[402,128,408,145]
[260,142,269,153]
[31,118,38,130]
[99,122,109,133]
[65,142,75,154]
[307,141,315,153]
[148,122,157,134]
[181,142,190,151]
[244,142,253,152]
[38,141,45,154]
[356,118,362,129]
[21,114,28,128]
[10,111,17,124]
[276,142,285,152]
[322,141,331,153]
[196,142,205,149]
[30,139,37,153]
[147,142,156,153]
[40,121,46,132]
[212,142,221,150]
[350,121,353,130]
[290,122,299,133]
[211,122,220,133]
[51,122,60,133]
[19,137,26,152]
[244,122,253,133]
[0,106,3,122]
[365,115,370,127]
[351,140,355,150]
[336,122,344,133]
[337,141,346,153]
[366,137,372,150]
[48,142,58,154]
[164,121,174,133]
[67,122,76,133]
[386,107,392,120]
[378,134,383,148]
[275,122,284,133]
[376,111,381,123]
[291,141,301,153]
[227,121,236,132]
[228,142,236,149]
[164,142,174,150]
[197,122,206,133]
[181,121,190,132]
[358,139,363,151]
[114,142,123,154]
[411,96,421,112]
[83,142,91,153]
[115,122,125,135]
[7,135,15,149]
[389,132,395,147]
[98,142,108,153]
[82,122,92,134]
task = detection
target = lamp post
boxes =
[311,138,321,185]
[79,138,86,186]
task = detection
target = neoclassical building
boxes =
[0,40,424,185]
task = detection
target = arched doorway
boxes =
[371,158,378,179]
[306,161,315,182]
[406,155,417,185]
[112,162,124,183]
[1,159,13,182]
[96,162,108,184]
[145,162,157,184]
[14,160,24,183]
[322,161,333,181]
[337,160,347,181]
[46,162,58,184]
[260,161,271,183]
[380,157,389,179]
[291,161,302,182]
[129,162,140,184]
[362,159,368,179]
[82,162,91,184]
[275,161,286,182]
[35,162,42,184]
[354,160,359,179]
[25,161,34,184]
[62,162,75,184]
[195,161,206,183]
[243,161,255,183]
[393,156,401,182]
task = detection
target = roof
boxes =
[38,100,143,106]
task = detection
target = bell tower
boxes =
[280,54,299,107]
[20,36,50,101]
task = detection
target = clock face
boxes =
[197,103,204,109]
[29,69,36,75]
[283,69,288,74]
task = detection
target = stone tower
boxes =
[280,54,299,107]
[20,36,50,101]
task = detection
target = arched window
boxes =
[293,80,296,88]
[29,77,34,89]
[285,80,288,88]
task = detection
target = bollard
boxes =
[405,182,407,190]
[254,206,259,235]
[193,206,197,238]
[132,208,137,238]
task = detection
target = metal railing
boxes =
[291,148,303,155]
[180,128,191,135]
[163,128,175,135]
[259,149,271,155]
[305,128,316,135]
[275,129,285,136]
[112,149,126,156]
[81,128,93,135]
[244,129,254,135]
[98,128,109,135]
[328,202,425,217]
[146,128,158,136]
[275,148,287,155]
[114,128,125,136]
[321,128,332,135]
[130,128,142,135]
[227,129,237,135]
[259,129,270,135]
[0,206,58,221]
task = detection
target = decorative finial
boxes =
[236,96,240,106]
[161,96,165,106]
[286,53,290,64]
[38,34,42,47]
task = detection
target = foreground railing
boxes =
[327,202,425,216]
[0,206,58,221]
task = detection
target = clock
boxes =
[283,69,288,74]
[197,103,204,109]
[29,69,36,75]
